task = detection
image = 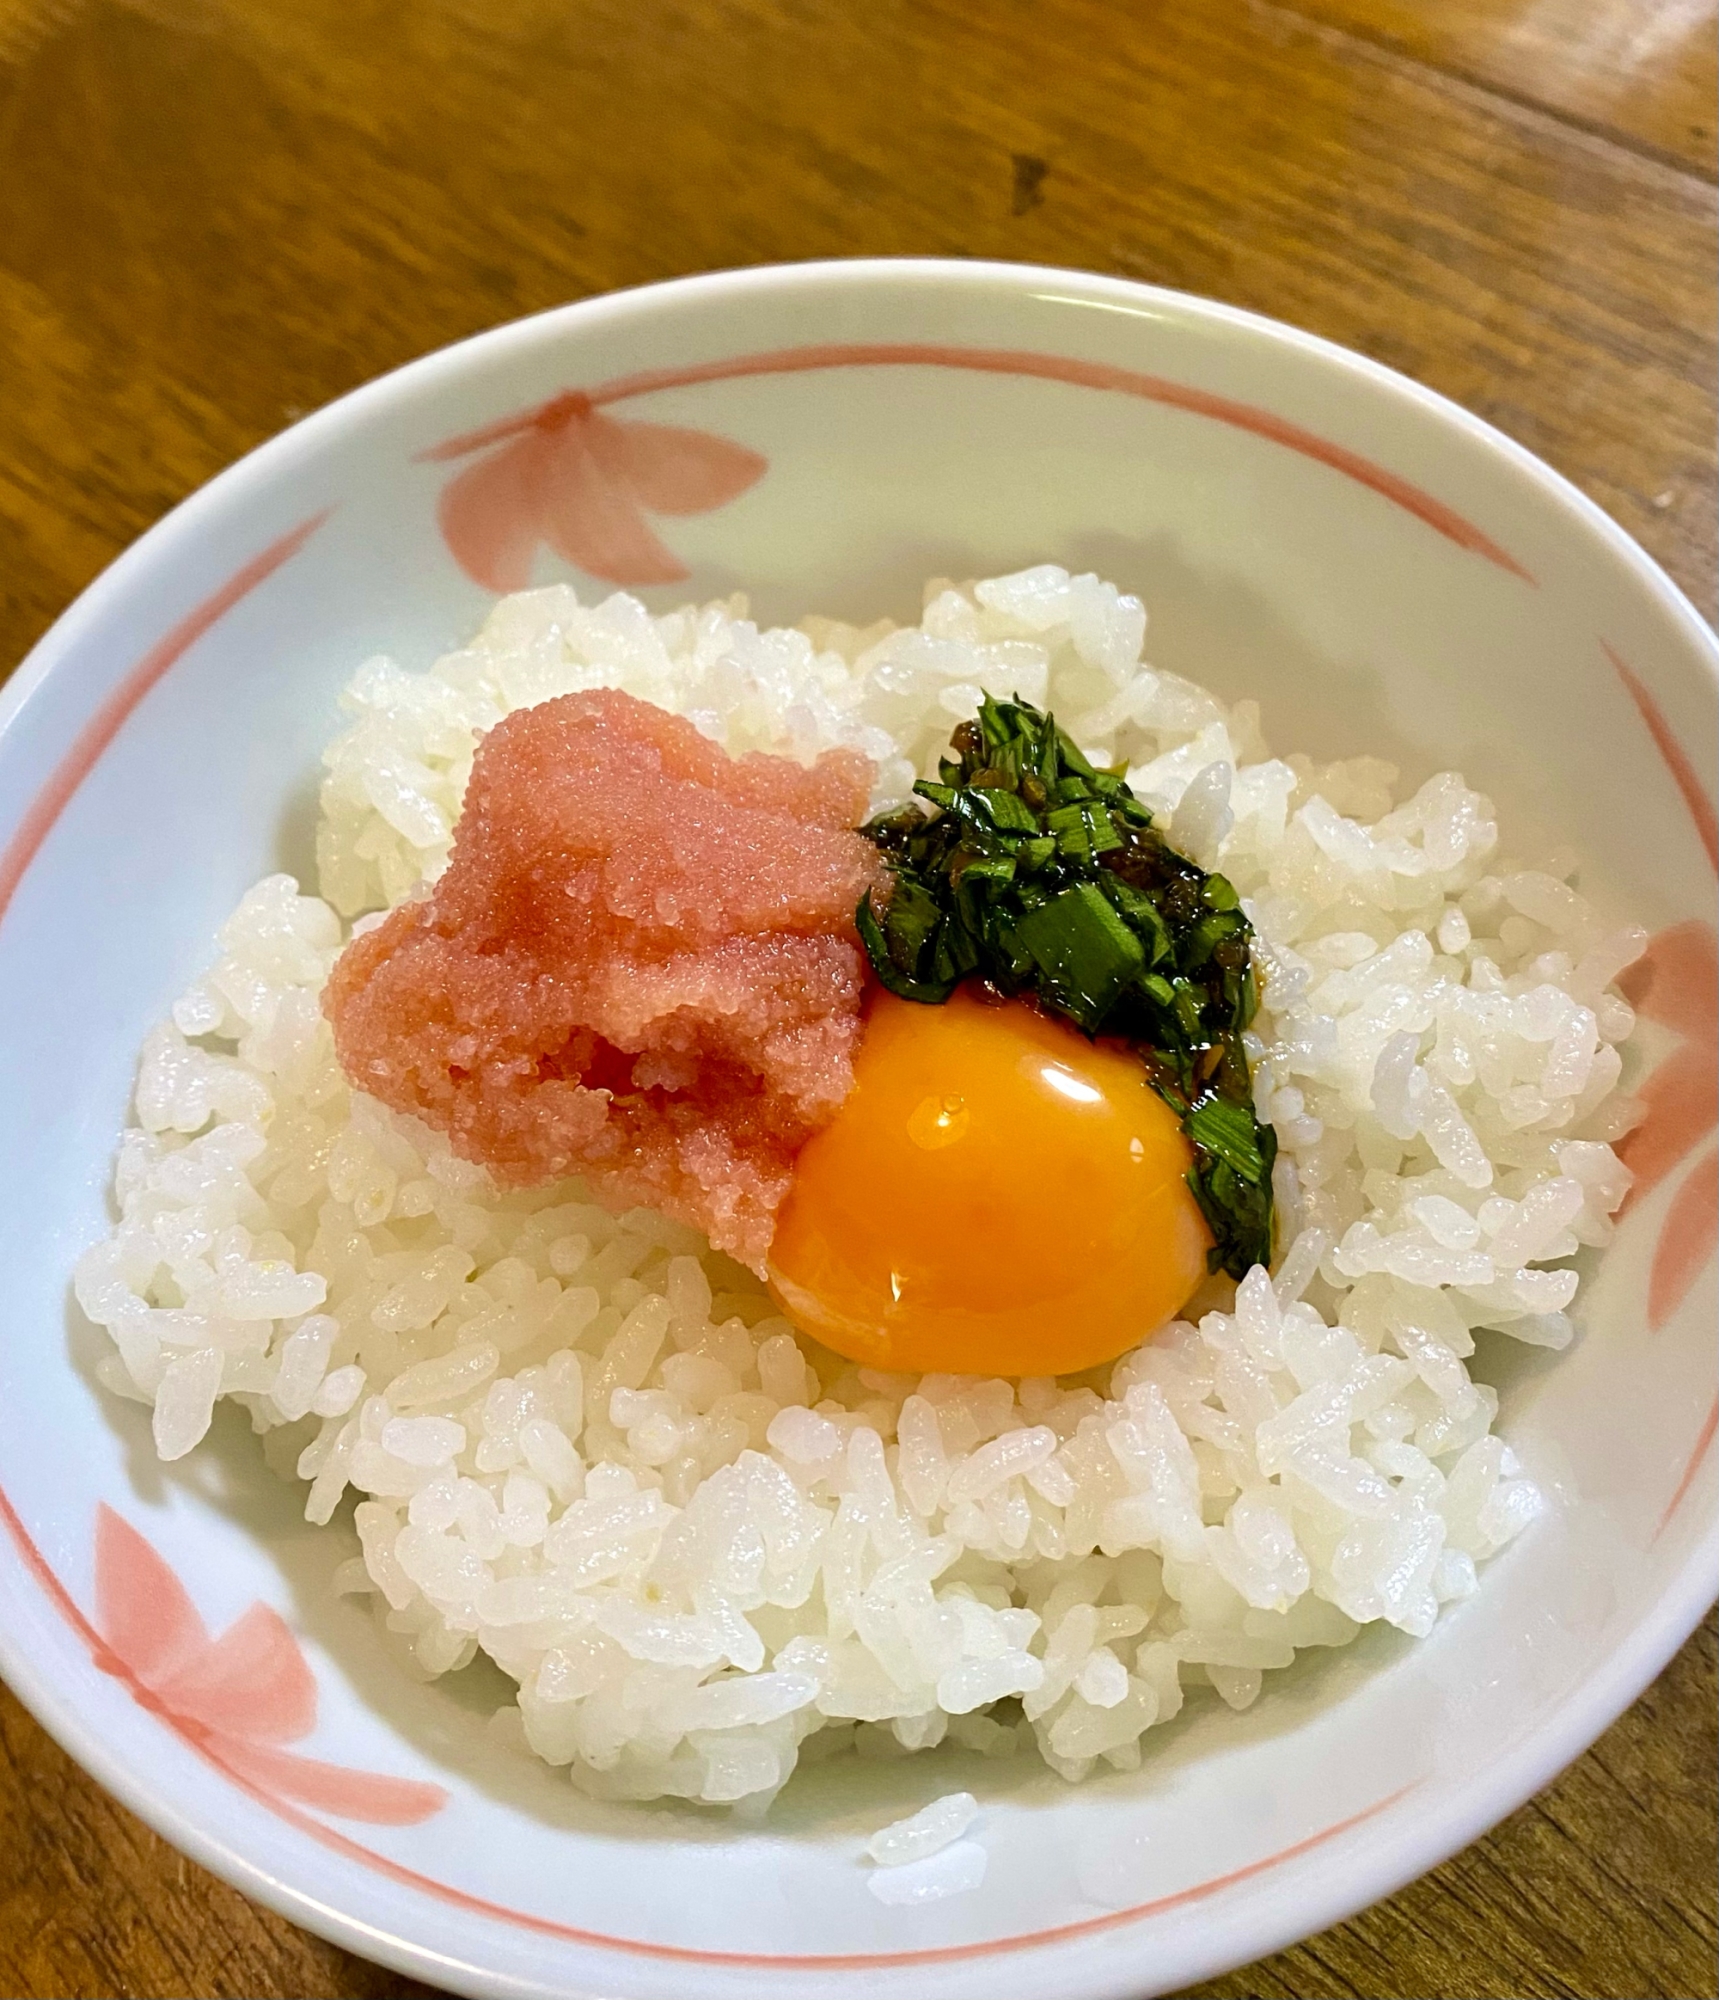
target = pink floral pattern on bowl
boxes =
[420,341,1540,593]
[93,1506,446,1826]
[1603,642,1718,1347]
[422,392,766,589]
[1618,921,1719,1330]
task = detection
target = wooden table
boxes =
[1,2,1714,1994]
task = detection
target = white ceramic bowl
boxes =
[1,260,1714,2000]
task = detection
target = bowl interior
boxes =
[0,261,1713,2000]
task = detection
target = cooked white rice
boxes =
[866,1790,981,1864]
[78,566,1645,1807]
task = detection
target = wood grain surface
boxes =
[0,2,1714,1995]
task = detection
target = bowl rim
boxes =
[1,254,1715,2000]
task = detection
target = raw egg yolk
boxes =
[766,987,1211,1376]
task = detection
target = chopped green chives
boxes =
[857,694,1276,1279]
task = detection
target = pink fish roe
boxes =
[325,689,883,1268]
